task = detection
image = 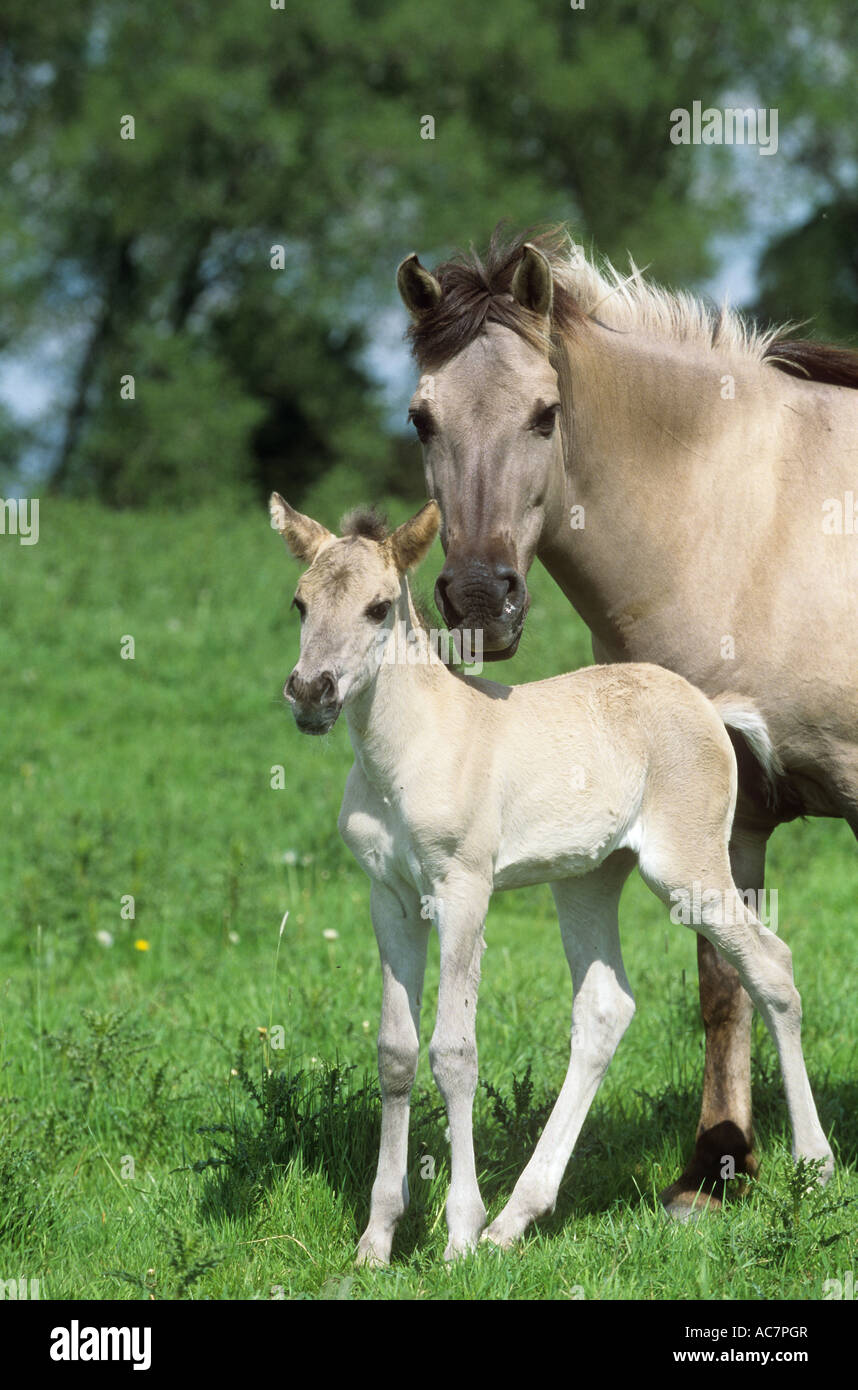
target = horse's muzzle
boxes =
[434,554,528,658]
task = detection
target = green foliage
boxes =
[481,1065,554,1153]
[3,4,856,503]
[0,1146,51,1244]
[0,500,855,1298]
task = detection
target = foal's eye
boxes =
[366,600,391,623]
[292,596,306,620]
[408,409,434,443]
[532,404,560,438]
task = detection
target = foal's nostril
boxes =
[286,670,337,705]
[316,671,337,704]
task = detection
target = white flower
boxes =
[95,930,114,948]
[322,928,339,941]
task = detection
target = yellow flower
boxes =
[134,939,150,952]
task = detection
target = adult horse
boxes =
[396,225,858,1217]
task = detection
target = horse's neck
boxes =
[344,579,449,793]
[541,327,779,658]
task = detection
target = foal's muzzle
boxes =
[285,669,342,734]
[435,554,529,660]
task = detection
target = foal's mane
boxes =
[339,505,434,631]
[407,224,858,390]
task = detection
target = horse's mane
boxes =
[407,223,858,391]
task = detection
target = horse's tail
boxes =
[710,693,784,809]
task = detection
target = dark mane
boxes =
[339,505,389,542]
[407,222,858,392]
[764,338,858,390]
[406,224,584,370]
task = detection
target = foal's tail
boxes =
[710,693,785,809]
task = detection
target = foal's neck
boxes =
[344,575,449,791]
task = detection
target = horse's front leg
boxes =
[428,873,490,1260]
[356,880,430,1267]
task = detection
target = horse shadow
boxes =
[189,1055,858,1261]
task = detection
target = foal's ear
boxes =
[387,500,441,572]
[396,254,442,317]
[511,242,553,318]
[269,493,333,564]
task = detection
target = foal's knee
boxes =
[378,1040,419,1099]
[429,1036,478,1099]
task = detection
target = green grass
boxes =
[0,497,855,1300]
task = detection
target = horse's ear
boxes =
[269,493,333,563]
[387,499,441,572]
[511,242,553,318]
[397,254,442,317]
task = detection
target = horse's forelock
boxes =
[407,226,582,369]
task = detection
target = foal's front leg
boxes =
[356,880,430,1267]
[428,873,491,1260]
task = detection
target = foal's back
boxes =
[459,661,737,890]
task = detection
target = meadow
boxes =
[0,496,855,1301]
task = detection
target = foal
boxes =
[270,494,833,1263]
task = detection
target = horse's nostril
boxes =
[435,575,461,625]
[495,566,524,611]
[285,672,299,700]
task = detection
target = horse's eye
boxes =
[292,596,306,619]
[366,600,391,623]
[533,404,560,438]
[408,410,434,443]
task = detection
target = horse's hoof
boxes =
[658,1181,722,1222]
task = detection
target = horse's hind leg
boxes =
[483,850,636,1249]
[641,845,833,1192]
[660,824,767,1219]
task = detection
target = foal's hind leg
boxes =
[484,851,636,1249]
[641,850,833,1191]
[660,824,766,1220]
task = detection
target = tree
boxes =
[1,0,855,506]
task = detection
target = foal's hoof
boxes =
[443,1235,482,1262]
[480,1227,516,1251]
[355,1239,389,1268]
[481,1212,528,1249]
